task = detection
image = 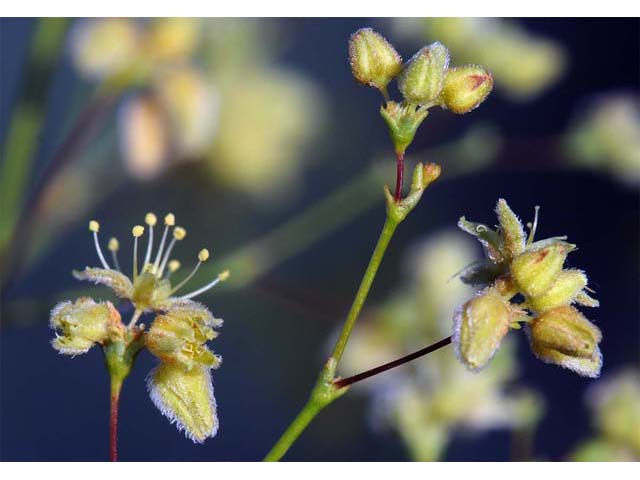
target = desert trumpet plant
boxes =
[453,199,602,377]
[50,212,230,460]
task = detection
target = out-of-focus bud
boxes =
[398,42,449,104]
[588,369,640,455]
[145,18,200,64]
[147,363,218,443]
[50,298,124,355]
[349,28,402,92]
[453,289,519,371]
[118,94,169,180]
[510,241,574,298]
[70,18,140,79]
[528,269,589,313]
[440,65,493,114]
[529,306,602,377]
[495,199,525,260]
[155,67,219,157]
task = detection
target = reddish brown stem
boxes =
[110,386,121,462]
[394,151,404,202]
[333,336,452,389]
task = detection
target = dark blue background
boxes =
[1,18,639,461]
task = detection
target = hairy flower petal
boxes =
[147,363,218,443]
[73,267,134,299]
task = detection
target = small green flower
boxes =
[453,199,602,377]
[50,212,230,443]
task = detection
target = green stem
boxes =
[264,358,346,461]
[331,215,399,363]
[264,213,400,461]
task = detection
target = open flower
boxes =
[50,212,229,443]
[453,199,602,377]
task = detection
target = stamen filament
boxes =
[158,238,177,276]
[179,270,230,300]
[143,224,154,269]
[152,225,170,274]
[132,225,144,281]
[527,206,540,246]
[133,236,139,281]
[92,231,111,270]
[110,250,121,272]
[170,261,202,294]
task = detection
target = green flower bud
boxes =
[398,42,450,104]
[528,269,589,313]
[146,314,220,371]
[453,289,520,371]
[441,65,493,114]
[529,306,602,377]
[495,198,525,260]
[349,28,402,92]
[510,241,574,298]
[50,297,123,355]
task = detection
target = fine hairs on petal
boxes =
[49,301,72,328]
[165,298,223,328]
[146,364,219,443]
[73,267,134,299]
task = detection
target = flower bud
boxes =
[441,65,493,114]
[528,269,589,313]
[349,28,402,91]
[453,289,518,371]
[495,199,525,260]
[510,241,574,299]
[147,363,218,443]
[529,306,602,377]
[146,310,220,371]
[398,42,450,104]
[50,298,123,355]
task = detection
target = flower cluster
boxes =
[452,199,602,377]
[50,212,229,443]
[341,232,543,461]
[349,28,493,155]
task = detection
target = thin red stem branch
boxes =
[333,336,452,389]
[394,151,404,202]
[110,387,120,462]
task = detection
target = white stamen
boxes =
[133,236,140,281]
[171,261,202,294]
[110,250,121,272]
[527,206,540,246]
[153,224,170,274]
[92,231,111,270]
[158,238,177,276]
[144,223,154,269]
[179,271,229,300]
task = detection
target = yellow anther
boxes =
[108,237,120,252]
[218,270,230,281]
[132,225,145,237]
[198,249,209,262]
[168,259,181,272]
[173,227,186,240]
[164,213,175,226]
[145,212,158,226]
[89,220,100,232]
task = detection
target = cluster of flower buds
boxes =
[452,199,602,378]
[50,212,230,443]
[349,28,493,154]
